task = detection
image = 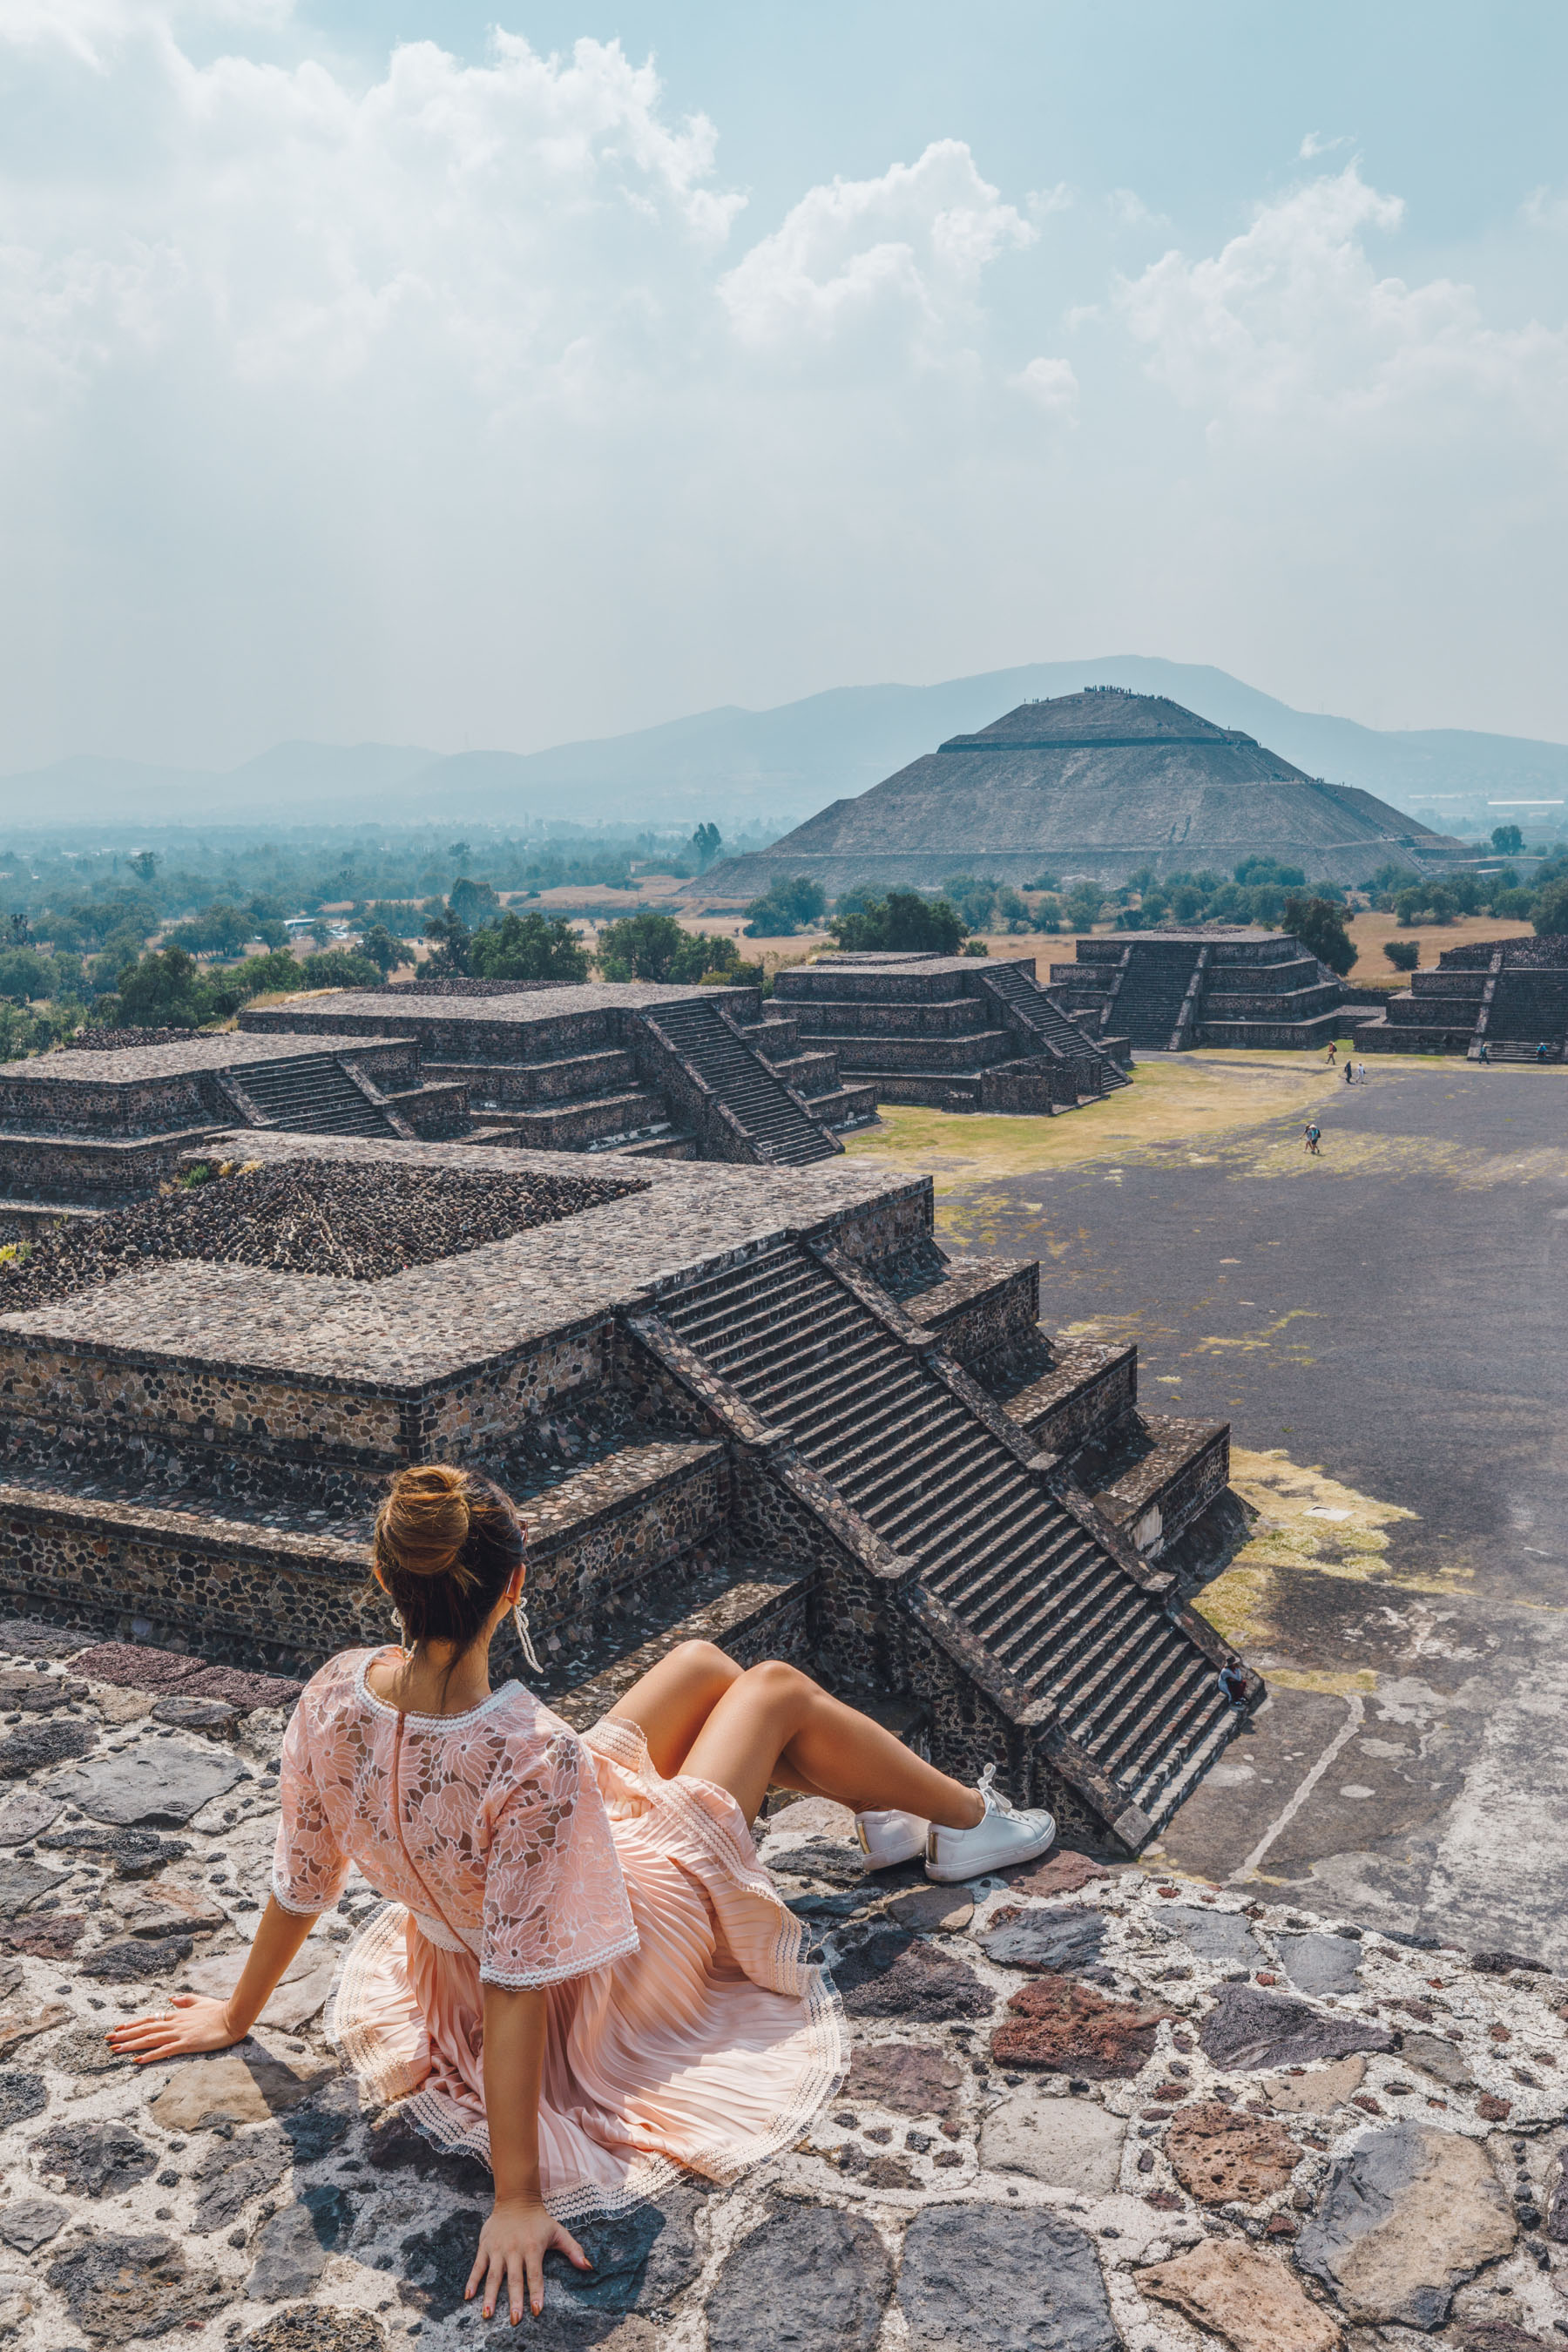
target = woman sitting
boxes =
[111,1465,1055,2322]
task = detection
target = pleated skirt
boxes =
[324,1714,847,2221]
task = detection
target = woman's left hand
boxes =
[106,1993,244,2063]
[466,2196,591,2323]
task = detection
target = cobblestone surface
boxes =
[0,1619,1563,2349]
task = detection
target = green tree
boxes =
[1234,856,1306,889]
[1393,886,1427,927]
[1063,882,1105,932]
[828,891,967,955]
[116,945,207,1027]
[359,923,403,979]
[422,908,471,976]
[1491,822,1524,855]
[298,950,382,990]
[469,911,591,983]
[691,822,723,871]
[1533,875,1568,936]
[598,911,739,982]
[742,876,827,937]
[449,876,502,929]
[129,849,159,883]
[1283,895,1356,977]
[1383,940,1419,970]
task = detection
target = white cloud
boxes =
[1114,165,1568,436]
[1298,131,1348,160]
[718,139,1033,353]
[1012,355,1078,416]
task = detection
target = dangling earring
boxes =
[389,1607,406,1651]
[511,1595,543,1677]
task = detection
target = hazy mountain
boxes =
[3,657,1565,832]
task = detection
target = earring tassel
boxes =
[512,1600,544,1677]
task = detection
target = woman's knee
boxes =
[666,1639,742,1692]
[733,1658,817,1711]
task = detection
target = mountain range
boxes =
[3,656,1565,834]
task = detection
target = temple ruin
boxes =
[1355,934,1568,1058]
[0,1133,1254,1851]
[1049,929,1348,1051]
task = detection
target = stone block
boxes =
[991,1977,1173,2078]
[1199,1984,1395,2072]
[1275,1932,1363,1997]
[844,2041,964,2126]
[979,2090,1125,2193]
[61,1742,247,1827]
[1294,2121,1517,2328]
[1137,2238,1342,2352]
[151,2049,338,2132]
[706,2206,892,2352]
[1162,2101,1301,2205]
[1261,2054,1368,2113]
[978,1905,1107,1975]
[46,2231,230,2342]
[896,2202,1119,2351]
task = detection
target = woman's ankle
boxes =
[929,1788,985,1833]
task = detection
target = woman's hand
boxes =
[466,2196,591,2324]
[105,1993,245,2064]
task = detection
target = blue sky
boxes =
[2,1,1565,774]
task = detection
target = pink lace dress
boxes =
[271,1649,845,2221]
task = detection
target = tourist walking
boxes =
[1477,1040,1490,1064]
[1355,1062,1367,1085]
[108,1467,1057,2322]
[1344,1058,1354,1085]
[1325,1043,1337,1065]
[1303,1121,1321,1154]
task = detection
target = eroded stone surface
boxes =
[1276,1931,1364,1997]
[185,1945,339,2030]
[244,2313,386,2352]
[978,1904,1107,1975]
[1294,2121,1517,2327]
[1200,1983,1396,2072]
[1161,2101,1301,2206]
[0,2196,68,2253]
[884,1884,974,1932]
[1138,2237,1342,2352]
[1401,2031,1477,2091]
[62,1743,247,1826]
[247,2186,351,2301]
[706,2206,892,2352]
[897,2202,1120,2351]
[990,1976,1172,2077]
[835,1925,992,2020]
[0,1786,64,1844]
[0,2068,47,2127]
[1154,1903,1260,1970]
[979,2090,1125,2193]
[1003,1850,1112,1899]
[32,2119,158,2197]
[45,2231,230,2342]
[1261,2054,1368,2112]
[152,2050,338,2130]
[843,2039,963,2125]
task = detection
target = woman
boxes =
[111,1466,1055,2323]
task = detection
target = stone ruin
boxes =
[0,1132,1250,1855]
[3,1151,1567,2350]
[1355,933,1568,1059]
[1050,929,1348,1053]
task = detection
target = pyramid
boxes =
[695,688,1469,900]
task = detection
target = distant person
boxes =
[1477,1040,1490,1064]
[1344,1058,1354,1085]
[1325,1043,1337,1065]
[1303,1122,1321,1155]
[1538,1040,1551,1063]
[1355,1061,1367,1085]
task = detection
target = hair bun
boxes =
[382,1463,471,1578]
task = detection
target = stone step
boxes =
[897,1259,1039,1370]
[803,1082,880,1129]
[544,1560,813,1732]
[0,1124,228,1206]
[799,1030,1017,1074]
[510,1089,671,1148]
[653,1238,1249,1841]
[1076,1412,1230,1561]
[997,1341,1139,1456]
[649,999,839,1167]
[0,1436,728,1677]
[421,1049,637,1107]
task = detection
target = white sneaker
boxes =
[855,1808,929,1868]
[925,1765,1058,1883]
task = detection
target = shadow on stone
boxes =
[706,2203,893,2352]
[834,1925,992,2021]
[897,2203,1119,2351]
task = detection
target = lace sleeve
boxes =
[270,1699,350,1918]
[480,1730,638,1990]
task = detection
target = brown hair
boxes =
[373,1464,524,1660]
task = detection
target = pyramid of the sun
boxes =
[696,687,1469,898]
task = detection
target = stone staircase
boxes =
[226,1052,399,1138]
[646,997,841,1165]
[645,1240,1247,1840]
[976,960,1131,1093]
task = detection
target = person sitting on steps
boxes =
[109,1464,1056,2324]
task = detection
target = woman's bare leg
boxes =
[679,1659,985,1830]
[603,1641,743,1778]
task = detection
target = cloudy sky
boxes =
[3,0,1565,773]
